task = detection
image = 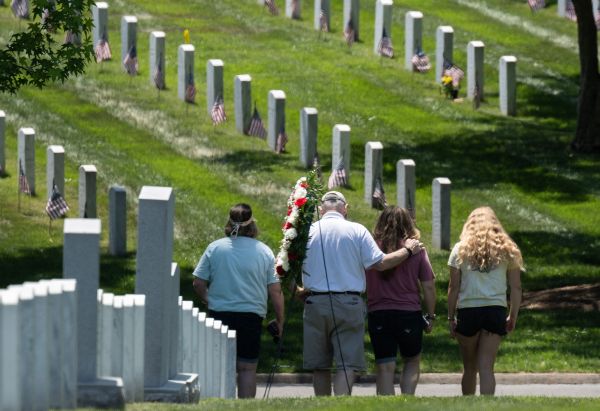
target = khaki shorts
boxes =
[303,294,366,371]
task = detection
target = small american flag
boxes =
[41,4,56,32]
[275,125,288,154]
[45,184,69,220]
[412,51,431,73]
[378,28,394,58]
[11,0,28,19]
[211,96,227,125]
[344,13,355,46]
[372,178,387,210]
[473,81,481,110]
[319,9,329,32]
[443,59,464,88]
[313,153,323,181]
[63,30,77,45]
[527,0,545,12]
[95,32,112,63]
[185,73,196,103]
[247,107,267,138]
[123,45,139,76]
[328,157,348,190]
[153,57,165,90]
[265,0,279,16]
[565,0,576,21]
[18,160,30,195]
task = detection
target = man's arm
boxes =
[368,238,424,271]
[268,283,285,337]
[192,277,209,306]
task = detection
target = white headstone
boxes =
[18,127,35,195]
[467,41,485,100]
[52,279,77,408]
[286,0,301,19]
[0,290,21,411]
[300,107,318,168]
[234,74,252,134]
[108,185,127,256]
[92,2,109,49]
[432,177,451,250]
[218,325,229,398]
[180,301,194,376]
[268,90,286,151]
[224,330,236,399]
[343,0,360,42]
[98,292,115,377]
[63,218,101,382]
[79,165,97,218]
[404,11,423,71]
[374,0,393,55]
[364,141,384,205]
[210,320,222,397]
[499,56,517,116]
[197,312,207,397]
[135,186,175,388]
[207,59,224,115]
[169,263,181,379]
[178,45,195,101]
[149,31,166,89]
[47,145,65,200]
[204,317,214,397]
[435,26,454,82]
[121,16,138,70]
[314,0,330,31]
[396,159,416,219]
[332,124,351,182]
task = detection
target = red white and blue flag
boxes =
[45,184,69,220]
[247,107,267,139]
[211,96,227,125]
[18,160,30,195]
[275,125,288,154]
[95,31,112,63]
[265,0,279,15]
[185,72,196,103]
[372,178,387,209]
[328,157,348,189]
[123,45,139,75]
[378,28,394,58]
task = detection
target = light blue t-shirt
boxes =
[193,236,278,318]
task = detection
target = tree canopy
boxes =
[0,0,94,94]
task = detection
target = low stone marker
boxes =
[343,0,360,42]
[204,317,215,397]
[432,178,451,250]
[374,0,393,55]
[79,165,97,218]
[467,41,485,100]
[207,59,224,115]
[300,107,318,168]
[169,263,181,379]
[149,31,166,88]
[0,110,5,174]
[396,159,416,219]
[364,141,384,205]
[268,90,286,151]
[404,11,423,71]
[499,56,517,116]
[234,74,252,134]
[178,45,195,101]
[197,312,207,397]
[64,218,125,407]
[46,145,65,200]
[92,2,109,49]
[435,26,454,82]
[18,127,36,195]
[121,16,138,66]
[109,185,127,256]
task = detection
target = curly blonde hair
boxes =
[457,207,524,272]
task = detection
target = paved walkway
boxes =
[256,374,600,398]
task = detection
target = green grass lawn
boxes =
[1,0,599,373]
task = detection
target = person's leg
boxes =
[455,332,481,395]
[477,330,502,395]
[313,369,332,396]
[375,361,396,395]
[333,368,355,396]
[400,354,420,395]
[236,361,258,398]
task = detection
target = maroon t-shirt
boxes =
[366,243,435,312]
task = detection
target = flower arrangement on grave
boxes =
[441,74,455,99]
[275,170,324,288]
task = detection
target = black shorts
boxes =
[368,310,426,362]
[455,306,507,337]
[208,310,263,363]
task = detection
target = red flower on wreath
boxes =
[283,221,293,230]
[295,197,308,207]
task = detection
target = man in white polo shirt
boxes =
[299,191,424,396]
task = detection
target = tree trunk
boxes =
[572,0,600,152]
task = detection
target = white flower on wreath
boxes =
[284,228,298,240]
[293,187,307,200]
[289,208,300,222]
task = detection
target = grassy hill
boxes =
[0,0,599,373]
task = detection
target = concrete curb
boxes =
[256,373,600,385]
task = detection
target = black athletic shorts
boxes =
[455,306,507,337]
[368,310,426,362]
[208,310,263,363]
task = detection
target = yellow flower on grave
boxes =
[183,29,190,44]
[441,75,453,86]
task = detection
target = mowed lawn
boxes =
[0,0,599,373]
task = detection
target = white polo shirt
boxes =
[302,211,384,293]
